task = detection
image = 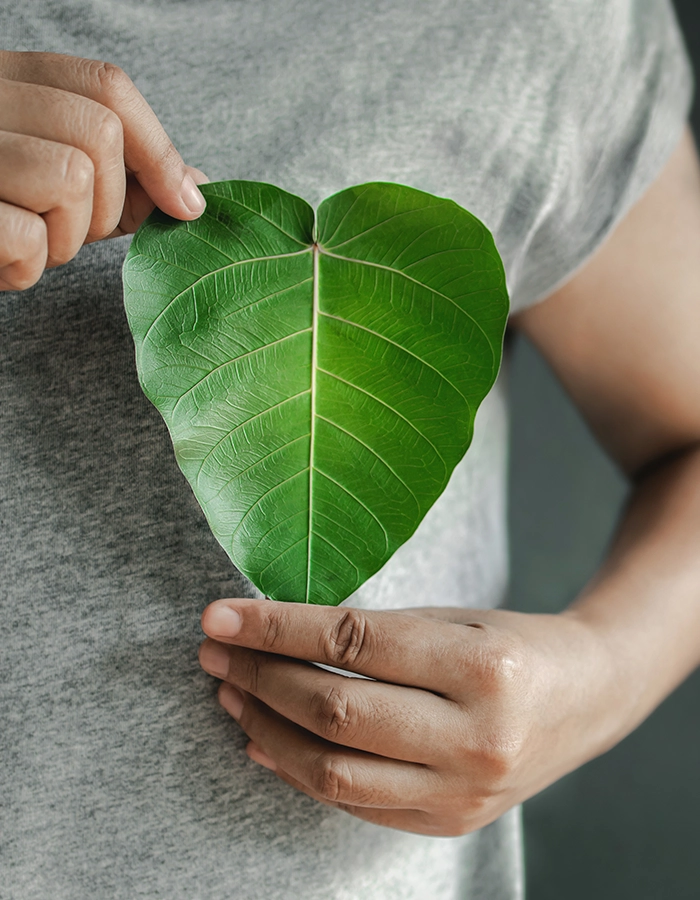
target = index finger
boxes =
[201,597,468,693]
[0,51,204,220]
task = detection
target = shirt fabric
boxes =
[0,2,692,898]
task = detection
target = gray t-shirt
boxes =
[0,2,692,898]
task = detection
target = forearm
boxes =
[564,443,700,751]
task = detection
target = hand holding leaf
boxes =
[198,597,615,836]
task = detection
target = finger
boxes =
[105,165,210,238]
[187,166,210,186]
[202,597,475,692]
[201,638,460,762]
[0,200,47,290]
[269,762,451,835]
[0,78,124,242]
[0,130,93,268]
[104,171,154,238]
[246,742,461,836]
[199,639,458,763]
[220,684,439,810]
[1,52,205,220]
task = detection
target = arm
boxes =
[512,125,700,744]
[198,126,700,836]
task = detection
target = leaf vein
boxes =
[230,467,310,550]
[182,224,236,262]
[223,276,314,320]
[319,248,496,373]
[320,188,369,245]
[317,367,447,478]
[255,536,308,580]
[172,330,311,417]
[321,205,435,249]
[247,508,308,555]
[194,390,312,484]
[319,311,472,412]
[314,469,389,555]
[316,414,422,514]
[313,533,360,585]
[204,192,312,245]
[140,248,312,349]
[202,433,310,500]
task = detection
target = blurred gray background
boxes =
[508,2,699,897]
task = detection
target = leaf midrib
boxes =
[306,244,320,603]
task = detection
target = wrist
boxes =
[543,608,627,763]
[559,599,664,753]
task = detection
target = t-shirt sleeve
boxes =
[507,0,694,314]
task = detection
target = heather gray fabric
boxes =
[0,2,692,898]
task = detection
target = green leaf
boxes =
[123,181,508,605]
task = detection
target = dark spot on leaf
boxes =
[212,208,238,232]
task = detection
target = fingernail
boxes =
[247,742,277,771]
[220,683,244,719]
[208,605,242,638]
[199,641,230,679]
[188,167,211,185]
[180,172,206,215]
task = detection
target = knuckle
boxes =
[472,637,525,696]
[259,609,286,654]
[240,651,261,695]
[438,814,473,838]
[0,261,43,291]
[325,609,371,667]
[16,213,48,257]
[1,215,47,290]
[94,108,124,152]
[426,793,494,836]
[464,792,489,818]
[84,60,183,177]
[62,147,94,195]
[314,686,355,743]
[472,731,523,787]
[312,754,354,803]
[89,60,133,103]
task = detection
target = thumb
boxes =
[105,165,211,239]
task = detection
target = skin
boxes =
[200,127,700,836]
[5,51,699,838]
[0,50,208,290]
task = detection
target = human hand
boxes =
[0,50,207,291]
[199,599,620,836]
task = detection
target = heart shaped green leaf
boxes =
[123,181,508,604]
